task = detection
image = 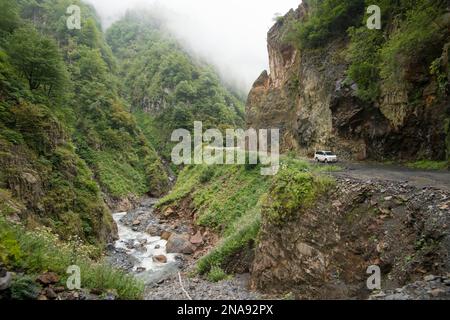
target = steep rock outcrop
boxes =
[251,177,450,299]
[246,3,449,161]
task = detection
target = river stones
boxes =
[36,272,59,285]
[166,234,195,254]
[146,224,163,236]
[0,271,12,291]
[153,255,168,263]
[161,231,172,241]
[190,231,203,245]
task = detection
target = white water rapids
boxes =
[112,212,178,284]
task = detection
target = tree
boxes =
[75,46,108,82]
[80,18,101,49]
[7,26,68,95]
[0,0,20,34]
[287,0,365,49]
[175,80,196,102]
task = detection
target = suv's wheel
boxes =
[324,159,328,164]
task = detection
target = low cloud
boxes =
[84,0,300,93]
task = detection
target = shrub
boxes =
[262,166,334,224]
[199,166,215,183]
[380,2,445,85]
[430,58,449,96]
[163,157,335,275]
[0,229,22,266]
[197,209,260,274]
[244,151,261,171]
[286,0,364,49]
[406,160,448,171]
[207,266,229,282]
[10,275,42,300]
[346,26,384,102]
[0,217,144,299]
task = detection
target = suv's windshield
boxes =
[325,152,335,156]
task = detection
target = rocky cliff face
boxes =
[251,176,450,299]
[246,3,450,161]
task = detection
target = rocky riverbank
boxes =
[106,197,260,300]
[370,274,450,300]
[105,166,450,300]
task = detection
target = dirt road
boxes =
[325,161,450,191]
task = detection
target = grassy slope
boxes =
[157,156,336,280]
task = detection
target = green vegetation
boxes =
[262,161,335,224]
[285,0,365,49]
[10,275,42,300]
[0,216,144,299]
[405,160,449,171]
[346,27,383,102]
[196,207,261,275]
[347,0,447,102]
[158,156,335,275]
[0,0,179,299]
[285,0,448,104]
[284,0,449,163]
[7,25,69,95]
[0,0,251,297]
[0,0,171,244]
[379,1,446,86]
[106,13,245,161]
[207,265,230,282]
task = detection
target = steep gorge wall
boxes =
[246,2,450,161]
[251,177,450,299]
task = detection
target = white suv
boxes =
[314,151,338,163]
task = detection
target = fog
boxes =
[84,0,300,94]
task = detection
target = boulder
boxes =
[190,231,203,245]
[53,286,65,293]
[166,234,195,254]
[36,272,59,285]
[146,224,163,236]
[164,207,175,217]
[44,287,57,299]
[161,231,172,241]
[152,255,168,263]
[424,275,436,282]
[0,271,12,291]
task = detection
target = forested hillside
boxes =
[106,12,245,161]
[0,0,175,244]
[0,0,249,299]
[0,0,244,244]
[2,0,448,302]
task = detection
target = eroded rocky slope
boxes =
[246,1,450,161]
[251,175,450,299]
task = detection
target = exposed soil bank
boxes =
[252,174,450,299]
